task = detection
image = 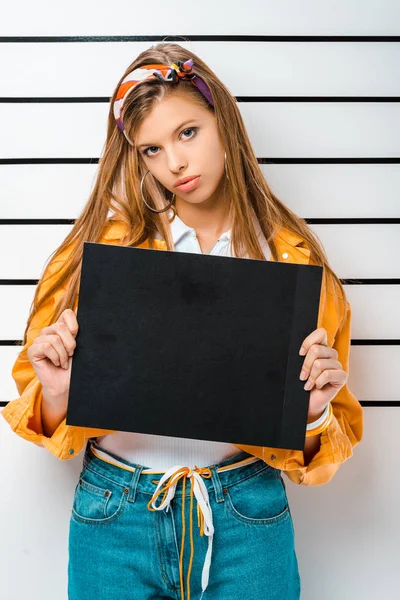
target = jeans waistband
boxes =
[84,438,272,498]
[83,439,277,600]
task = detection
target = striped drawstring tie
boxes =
[89,444,260,599]
[147,465,215,600]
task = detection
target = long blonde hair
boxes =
[21,42,346,347]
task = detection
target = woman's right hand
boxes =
[27,308,79,401]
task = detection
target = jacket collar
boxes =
[275,228,304,248]
[273,227,311,265]
[101,219,310,263]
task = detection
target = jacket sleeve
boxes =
[1,255,113,460]
[280,293,364,486]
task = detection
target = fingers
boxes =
[33,333,70,369]
[41,310,78,349]
[28,337,65,368]
[58,308,79,337]
[299,344,338,381]
[301,357,343,390]
[313,368,348,391]
[34,309,79,369]
[299,327,328,356]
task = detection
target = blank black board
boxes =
[66,241,323,450]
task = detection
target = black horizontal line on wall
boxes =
[1,218,399,226]
[362,401,400,407]
[239,96,400,103]
[0,158,100,165]
[351,339,400,345]
[258,158,400,164]
[1,96,399,103]
[340,279,400,285]
[307,218,400,224]
[0,97,113,103]
[1,158,400,165]
[0,219,76,224]
[0,280,40,285]
[1,400,399,408]
[1,339,399,346]
[1,278,399,286]
[0,35,399,43]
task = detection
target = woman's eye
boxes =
[143,127,198,157]
[181,127,197,140]
[144,146,159,157]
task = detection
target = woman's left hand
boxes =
[299,327,348,421]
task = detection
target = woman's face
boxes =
[134,92,227,207]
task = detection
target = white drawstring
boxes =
[90,443,261,599]
[149,465,215,598]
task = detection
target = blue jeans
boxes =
[68,439,301,599]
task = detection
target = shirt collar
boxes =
[167,207,265,246]
[167,209,201,245]
[103,213,306,254]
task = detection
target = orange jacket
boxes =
[1,221,363,485]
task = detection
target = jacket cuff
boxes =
[281,412,354,485]
[1,378,85,460]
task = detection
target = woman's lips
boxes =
[176,176,200,192]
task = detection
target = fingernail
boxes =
[304,381,312,391]
[299,346,306,356]
[299,370,307,381]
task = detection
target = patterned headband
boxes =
[113,58,214,146]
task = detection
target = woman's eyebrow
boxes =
[137,119,197,149]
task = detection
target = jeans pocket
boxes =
[71,465,129,525]
[224,466,290,526]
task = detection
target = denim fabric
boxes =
[68,439,301,599]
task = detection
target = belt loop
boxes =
[209,465,225,503]
[127,465,144,504]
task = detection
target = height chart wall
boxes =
[1,1,399,598]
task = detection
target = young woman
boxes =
[2,43,363,600]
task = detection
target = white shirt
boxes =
[96,208,271,469]
[156,207,271,260]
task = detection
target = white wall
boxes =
[1,1,399,598]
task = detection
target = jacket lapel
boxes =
[272,227,311,265]
[101,220,311,263]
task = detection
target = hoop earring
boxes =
[140,169,175,213]
[224,152,229,180]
